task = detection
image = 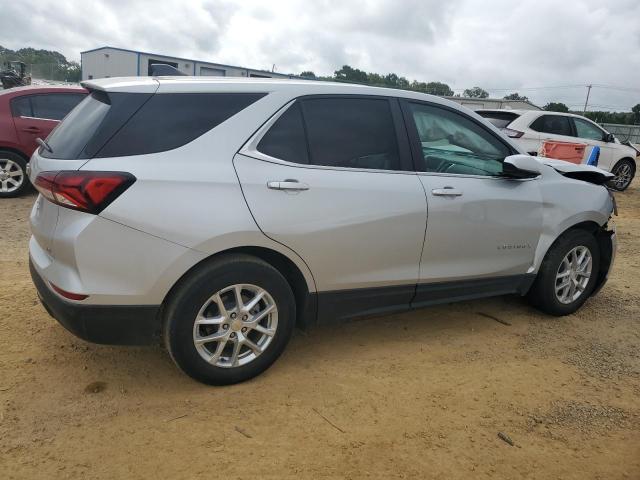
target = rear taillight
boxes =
[34,171,135,214]
[501,128,524,138]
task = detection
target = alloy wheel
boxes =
[192,284,278,368]
[612,163,633,190]
[0,158,24,193]
[555,246,592,304]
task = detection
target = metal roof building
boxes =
[80,46,295,81]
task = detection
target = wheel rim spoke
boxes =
[192,283,278,368]
[242,337,262,355]
[554,245,592,304]
[195,330,228,344]
[229,339,242,367]
[0,159,23,193]
[208,340,227,365]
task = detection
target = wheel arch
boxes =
[0,145,29,163]
[529,219,612,295]
[160,245,317,329]
[612,156,636,169]
[0,146,29,161]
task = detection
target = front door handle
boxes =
[432,186,463,197]
[23,126,41,133]
[267,180,310,191]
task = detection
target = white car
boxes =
[477,109,637,190]
[29,77,616,385]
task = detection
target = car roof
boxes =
[0,85,87,97]
[82,76,462,107]
[476,109,530,115]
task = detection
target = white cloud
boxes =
[1,0,639,109]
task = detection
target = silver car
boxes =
[28,77,617,385]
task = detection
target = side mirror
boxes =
[604,133,615,143]
[503,154,542,178]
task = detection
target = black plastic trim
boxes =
[316,284,415,323]
[412,274,535,309]
[314,274,536,324]
[30,259,161,345]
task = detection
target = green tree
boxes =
[632,104,640,123]
[299,71,316,79]
[425,81,454,96]
[543,102,570,113]
[463,86,489,98]
[0,45,81,82]
[334,65,368,83]
[503,92,529,101]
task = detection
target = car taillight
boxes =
[34,171,135,214]
[501,128,524,138]
[50,282,89,301]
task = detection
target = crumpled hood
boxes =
[537,157,614,185]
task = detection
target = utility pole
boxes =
[583,84,592,113]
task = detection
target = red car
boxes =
[0,85,87,197]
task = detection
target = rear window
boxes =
[41,91,111,159]
[477,111,520,129]
[41,91,265,159]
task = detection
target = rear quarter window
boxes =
[96,93,266,157]
[476,111,520,129]
[41,92,266,159]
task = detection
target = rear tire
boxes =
[527,230,600,316]
[0,151,29,198]
[608,159,635,191]
[163,254,296,385]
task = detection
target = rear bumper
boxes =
[30,258,161,345]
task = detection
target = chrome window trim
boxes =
[18,115,60,122]
[416,171,540,182]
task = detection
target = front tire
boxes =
[527,230,600,316]
[608,159,635,191]
[163,254,296,385]
[0,152,29,198]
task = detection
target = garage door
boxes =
[200,67,226,76]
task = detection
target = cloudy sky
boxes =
[2,0,639,110]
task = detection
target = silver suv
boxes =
[29,77,617,385]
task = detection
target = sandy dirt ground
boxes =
[1,181,639,480]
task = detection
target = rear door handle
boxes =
[267,180,310,191]
[432,187,463,197]
[23,126,41,133]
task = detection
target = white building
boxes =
[444,96,540,111]
[81,46,295,81]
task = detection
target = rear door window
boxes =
[530,115,573,136]
[301,97,400,170]
[11,96,32,117]
[257,102,309,164]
